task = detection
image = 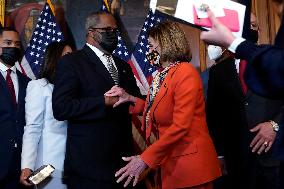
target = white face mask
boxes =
[207,45,223,61]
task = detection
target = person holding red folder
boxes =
[200,0,284,99]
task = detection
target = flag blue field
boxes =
[20,3,64,79]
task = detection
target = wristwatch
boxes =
[269,120,280,132]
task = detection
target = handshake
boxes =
[104,86,136,107]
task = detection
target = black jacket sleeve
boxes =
[206,66,225,156]
[236,41,284,99]
[52,56,107,121]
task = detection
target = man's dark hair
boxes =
[0,27,19,36]
[85,11,113,31]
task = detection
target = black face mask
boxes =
[0,47,21,67]
[98,31,118,53]
[146,50,162,68]
[248,29,259,43]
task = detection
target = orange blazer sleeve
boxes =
[129,97,145,114]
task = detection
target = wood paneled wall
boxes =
[252,0,280,44]
[179,23,207,71]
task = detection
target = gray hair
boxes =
[85,11,110,31]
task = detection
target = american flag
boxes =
[101,0,131,62]
[127,10,165,158]
[127,10,164,96]
[121,9,165,188]
[19,3,64,79]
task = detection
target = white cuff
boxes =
[228,38,246,53]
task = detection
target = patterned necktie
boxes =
[6,69,17,107]
[239,60,248,94]
[104,54,119,86]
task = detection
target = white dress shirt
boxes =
[235,59,240,74]
[228,37,246,53]
[86,43,118,71]
[228,38,246,74]
[0,62,19,102]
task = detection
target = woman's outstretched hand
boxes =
[115,155,148,187]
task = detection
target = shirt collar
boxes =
[86,43,105,58]
[0,62,17,73]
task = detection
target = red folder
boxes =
[193,6,240,32]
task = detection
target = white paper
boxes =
[150,0,158,12]
[174,0,246,37]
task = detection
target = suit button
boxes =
[245,102,249,105]
[15,120,18,123]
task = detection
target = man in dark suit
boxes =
[206,14,282,189]
[207,55,282,189]
[52,11,141,189]
[0,28,30,189]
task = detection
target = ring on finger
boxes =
[263,141,268,147]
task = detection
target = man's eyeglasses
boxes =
[90,27,118,33]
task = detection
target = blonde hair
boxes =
[148,21,191,63]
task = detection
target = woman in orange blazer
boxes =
[107,21,221,189]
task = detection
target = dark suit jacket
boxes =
[235,41,284,99]
[206,57,283,183]
[0,70,29,180]
[52,45,141,181]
